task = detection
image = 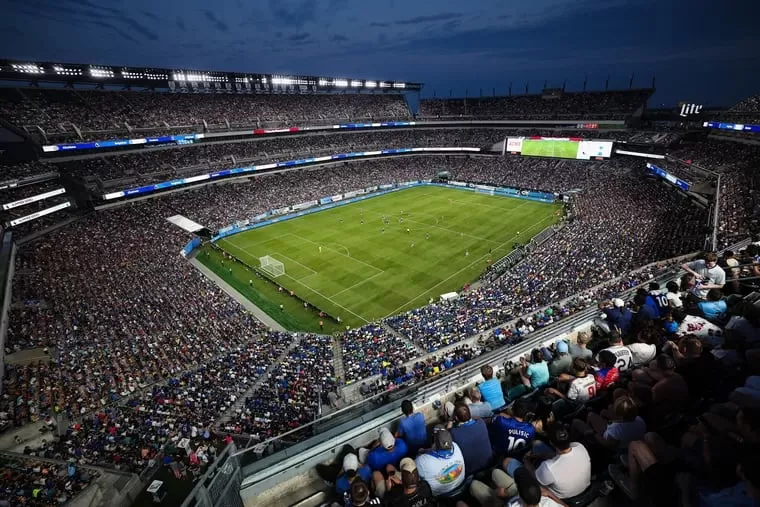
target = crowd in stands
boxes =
[0,133,756,496]
[0,88,411,142]
[669,140,760,248]
[0,455,97,506]
[232,333,337,439]
[319,252,760,506]
[419,89,652,120]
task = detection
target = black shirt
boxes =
[384,480,438,507]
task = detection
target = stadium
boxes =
[0,13,759,507]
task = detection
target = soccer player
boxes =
[406,228,410,233]
[465,250,469,257]
[319,246,322,253]
[410,242,415,248]
[425,232,430,240]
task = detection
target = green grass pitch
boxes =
[521,139,579,159]
[209,185,562,331]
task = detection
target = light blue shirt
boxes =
[478,378,505,410]
[698,300,727,321]
[526,361,550,388]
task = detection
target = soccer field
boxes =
[212,186,561,330]
[521,139,579,159]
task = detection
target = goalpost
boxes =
[259,255,285,278]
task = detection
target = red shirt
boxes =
[594,367,620,391]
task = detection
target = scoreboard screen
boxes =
[506,137,613,160]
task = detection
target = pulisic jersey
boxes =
[567,375,597,402]
[490,415,536,456]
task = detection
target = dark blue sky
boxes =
[2,0,758,106]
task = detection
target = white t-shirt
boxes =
[628,343,657,366]
[604,416,646,448]
[535,443,592,498]
[567,375,596,402]
[666,292,683,308]
[686,260,726,299]
[677,315,723,348]
[415,443,466,496]
[597,345,633,372]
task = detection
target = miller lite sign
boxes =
[679,103,702,117]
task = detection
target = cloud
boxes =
[176,17,186,31]
[268,0,317,28]
[202,9,230,32]
[331,34,349,42]
[395,13,463,26]
[288,32,311,41]
[370,22,390,27]
[142,11,160,22]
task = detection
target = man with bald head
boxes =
[450,404,492,474]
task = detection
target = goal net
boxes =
[259,255,285,278]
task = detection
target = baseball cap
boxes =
[613,298,625,308]
[379,428,395,450]
[556,341,569,354]
[342,453,359,472]
[432,425,453,451]
[399,457,417,473]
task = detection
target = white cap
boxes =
[379,428,395,449]
[612,298,625,308]
[342,453,359,472]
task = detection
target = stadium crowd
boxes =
[318,260,760,507]
[0,88,411,142]
[669,140,760,248]
[0,455,98,506]
[419,89,653,120]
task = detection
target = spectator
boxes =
[520,349,550,389]
[383,458,438,507]
[681,252,726,300]
[596,333,634,373]
[568,332,592,361]
[548,341,573,377]
[547,358,597,403]
[665,280,685,311]
[628,330,658,367]
[466,388,493,419]
[531,426,592,499]
[396,400,427,455]
[348,480,382,507]
[336,454,373,498]
[449,405,492,474]
[365,429,408,472]
[598,298,634,336]
[572,395,646,452]
[698,289,728,322]
[594,350,621,392]
[415,426,465,497]
[469,465,567,507]
[478,365,506,411]
[490,398,537,457]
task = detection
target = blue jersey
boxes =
[646,293,670,317]
[490,415,535,456]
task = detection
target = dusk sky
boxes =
[2,0,759,107]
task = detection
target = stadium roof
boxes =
[0,58,422,92]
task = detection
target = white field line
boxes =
[330,270,386,299]
[220,237,371,323]
[221,240,317,277]
[382,214,556,319]
[285,233,384,276]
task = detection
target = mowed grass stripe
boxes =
[218,186,561,328]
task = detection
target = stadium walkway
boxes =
[189,256,286,331]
